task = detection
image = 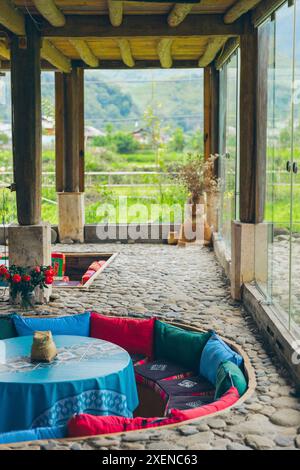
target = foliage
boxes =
[0,133,9,145]
[169,128,185,152]
[91,131,140,154]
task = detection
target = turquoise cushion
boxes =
[12,312,91,337]
[215,361,248,399]
[0,315,17,340]
[200,331,243,385]
[154,320,211,372]
[0,425,67,444]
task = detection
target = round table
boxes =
[0,335,139,433]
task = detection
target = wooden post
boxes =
[55,67,84,193]
[55,72,65,193]
[239,25,269,223]
[78,68,85,193]
[11,18,41,225]
[204,66,219,162]
[55,66,85,242]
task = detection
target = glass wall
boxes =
[218,52,240,255]
[257,0,300,336]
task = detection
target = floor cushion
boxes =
[0,315,17,340]
[90,313,155,358]
[0,424,67,445]
[154,320,211,372]
[12,312,91,337]
[157,375,215,402]
[68,414,180,438]
[166,394,215,414]
[135,359,192,390]
[170,386,240,421]
[215,361,248,399]
[200,331,243,385]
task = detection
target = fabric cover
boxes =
[90,313,155,358]
[0,425,67,445]
[215,361,248,399]
[200,331,243,385]
[169,386,240,420]
[154,320,211,372]
[12,312,91,337]
[157,375,215,398]
[135,359,191,387]
[0,315,17,340]
[68,414,180,438]
[166,393,215,412]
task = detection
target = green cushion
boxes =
[0,315,17,340]
[215,361,247,399]
[154,320,211,372]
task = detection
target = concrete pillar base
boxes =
[8,223,52,303]
[58,192,85,243]
[231,221,268,300]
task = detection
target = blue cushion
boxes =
[199,331,243,385]
[0,424,67,444]
[12,313,91,337]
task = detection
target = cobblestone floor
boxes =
[0,243,299,450]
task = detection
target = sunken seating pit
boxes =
[0,313,255,445]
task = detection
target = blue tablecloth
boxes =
[0,335,139,433]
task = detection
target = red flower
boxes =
[45,276,54,285]
[12,274,22,283]
[34,266,41,273]
[22,275,31,282]
[0,265,8,276]
[45,268,54,277]
[5,272,10,280]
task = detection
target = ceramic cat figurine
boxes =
[31,330,57,363]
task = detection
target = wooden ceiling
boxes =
[13,1,240,16]
[0,1,264,70]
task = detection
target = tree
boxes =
[170,128,185,152]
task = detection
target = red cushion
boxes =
[90,313,155,358]
[169,386,240,420]
[68,414,180,438]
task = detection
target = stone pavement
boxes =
[0,243,299,450]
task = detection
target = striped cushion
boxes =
[157,375,215,398]
[165,394,215,414]
[135,359,192,390]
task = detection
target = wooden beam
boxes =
[239,26,269,223]
[33,0,65,27]
[157,38,173,68]
[215,37,240,70]
[11,19,41,225]
[0,0,25,35]
[252,0,286,27]
[118,39,134,67]
[41,14,245,38]
[198,37,227,67]
[224,0,262,24]
[69,39,99,67]
[0,59,202,70]
[204,66,219,162]
[41,39,71,73]
[0,40,10,60]
[167,4,193,27]
[108,0,123,27]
